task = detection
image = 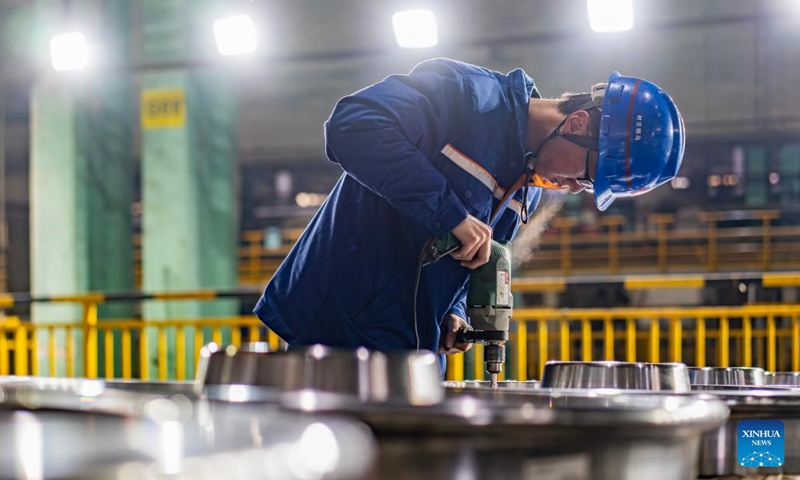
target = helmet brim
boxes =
[592,165,616,211]
[593,71,621,212]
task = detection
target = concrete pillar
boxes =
[140,0,238,379]
[30,1,134,376]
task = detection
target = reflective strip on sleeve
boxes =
[441,143,505,200]
[507,199,523,217]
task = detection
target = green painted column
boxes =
[30,1,134,376]
[779,144,800,207]
[140,0,238,380]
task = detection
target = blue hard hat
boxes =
[592,72,685,211]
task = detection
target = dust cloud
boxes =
[511,192,566,268]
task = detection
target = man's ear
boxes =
[565,110,591,134]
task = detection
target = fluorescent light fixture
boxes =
[392,9,438,48]
[295,193,327,208]
[49,32,89,71]
[670,177,690,190]
[587,0,634,32]
[213,15,257,56]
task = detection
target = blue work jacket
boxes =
[254,58,542,353]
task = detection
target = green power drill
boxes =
[422,234,513,387]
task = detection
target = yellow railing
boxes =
[130,209,800,286]
[527,210,800,276]
[1,293,797,381]
[0,315,281,380]
[225,209,800,284]
[446,304,800,381]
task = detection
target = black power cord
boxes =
[413,237,439,352]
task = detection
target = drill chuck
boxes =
[484,342,505,375]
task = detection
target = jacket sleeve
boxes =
[446,286,468,323]
[324,60,469,237]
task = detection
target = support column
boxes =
[140,0,238,380]
[31,0,134,376]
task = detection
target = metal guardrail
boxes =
[446,304,800,382]
[221,209,800,285]
[0,289,277,379]
[0,290,797,382]
[511,271,800,292]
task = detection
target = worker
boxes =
[254,58,685,358]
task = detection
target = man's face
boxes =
[532,111,597,194]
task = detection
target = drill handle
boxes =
[421,233,461,265]
[456,327,476,344]
[456,327,509,343]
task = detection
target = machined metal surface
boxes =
[540,361,691,392]
[0,380,376,480]
[0,377,198,401]
[692,384,793,392]
[442,380,541,390]
[0,373,734,480]
[0,378,170,417]
[104,380,198,396]
[279,387,728,480]
[239,341,271,352]
[197,343,443,405]
[694,389,800,476]
[766,371,800,386]
[688,366,765,386]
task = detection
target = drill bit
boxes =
[490,373,498,388]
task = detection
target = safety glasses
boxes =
[529,150,595,191]
[527,113,598,191]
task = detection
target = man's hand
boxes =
[450,215,492,269]
[438,314,473,355]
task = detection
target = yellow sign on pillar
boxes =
[141,89,186,129]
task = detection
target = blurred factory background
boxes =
[0,0,797,380]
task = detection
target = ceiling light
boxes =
[392,9,438,48]
[50,32,89,71]
[587,0,634,33]
[213,15,257,56]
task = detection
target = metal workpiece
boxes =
[370,439,693,480]
[540,360,692,392]
[0,376,199,402]
[0,376,731,480]
[104,380,199,396]
[0,378,189,418]
[766,371,800,386]
[280,388,728,480]
[698,414,800,478]
[688,366,765,386]
[695,389,800,477]
[238,341,272,352]
[694,388,800,411]
[691,384,794,392]
[280,388,728,434]
[197,343,444,405]
[0,380,376,480]
[443,380,541,390]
